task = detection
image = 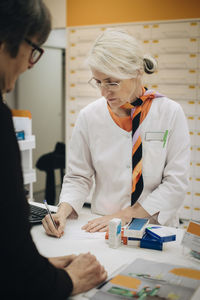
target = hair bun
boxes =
[143,55,157,74]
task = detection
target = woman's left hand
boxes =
[82,215,116,232]
[82,204,151,233]
[82,210,131,232]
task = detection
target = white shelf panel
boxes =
[18,135,35,151]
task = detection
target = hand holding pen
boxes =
[43,199,58,228]
[42,200,64,238]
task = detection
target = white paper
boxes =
[63,218,106,240]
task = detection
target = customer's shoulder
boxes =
[0,101,12,124]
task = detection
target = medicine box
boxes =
[182,221,200,252]
[12,109,32,139]
[127,237,141,246]
[140,233,163,251]
[124,218,149,238]
[108,218,121,249]
[145,226,176,242]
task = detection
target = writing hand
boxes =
[42,212,66,238]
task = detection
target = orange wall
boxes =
[67,0,200,27]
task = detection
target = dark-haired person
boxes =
[0,0,107,298]
[42,28,190,236]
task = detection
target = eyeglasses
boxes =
[24,38,44,64]
[88,78,121,92]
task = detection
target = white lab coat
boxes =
[59,96,190,226]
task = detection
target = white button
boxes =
[127,165,131,169]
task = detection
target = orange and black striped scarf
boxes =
[122,87,164,205]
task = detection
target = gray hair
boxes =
[86,28,157,79]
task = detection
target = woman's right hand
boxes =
[42,202,73,238]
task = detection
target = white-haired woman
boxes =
[42,28,190,237]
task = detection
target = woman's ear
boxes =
[133,73,144,98]
[137,68,144,76]
[134,72,142,85]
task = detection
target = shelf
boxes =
[23,169,36,185]
[18,136,35,151]
[13,113,35,201]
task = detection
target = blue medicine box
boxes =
[145,226,176,243]
[124,218,149,238]
[140,233,163,251]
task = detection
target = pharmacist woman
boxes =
[42,28,190,237]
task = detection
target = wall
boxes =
[17,46,64,195]
[44,0,66,28]
[67,0,200,27]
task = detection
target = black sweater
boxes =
[0,94,73,299]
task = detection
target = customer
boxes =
[0,0,106,298]
[42,28,190,237]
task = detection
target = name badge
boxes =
[145,131,165,141]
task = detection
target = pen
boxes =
[163,130,168,148]
[43,199,58,230]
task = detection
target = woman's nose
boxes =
[101,86,111,97]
